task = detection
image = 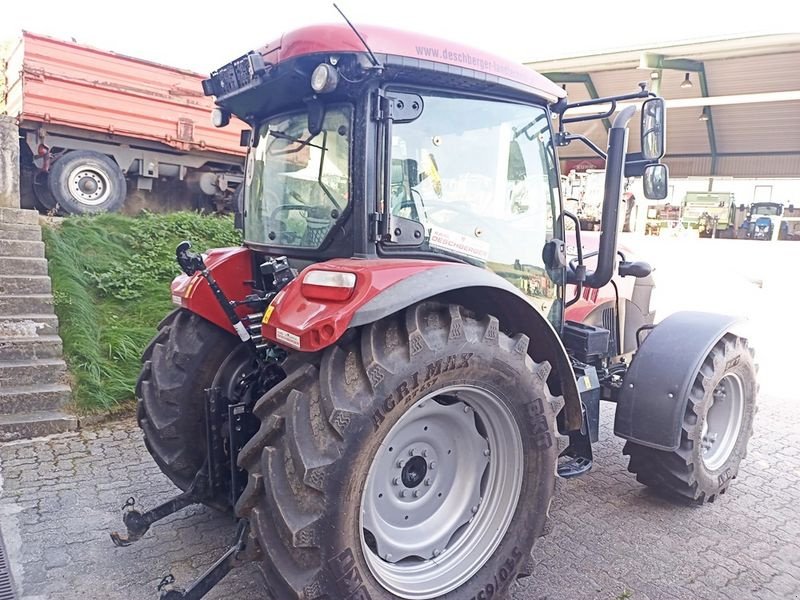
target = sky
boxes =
[0,0,796,73]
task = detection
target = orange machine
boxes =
[1,32,246,213]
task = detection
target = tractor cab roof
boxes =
[205,24,566,122]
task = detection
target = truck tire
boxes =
[136,309,239,502]
[236,302,562,600]
[32,171,59,212]
[623,334,756,503]
[47,150,127,214]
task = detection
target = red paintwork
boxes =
[262,258,459,351]
[171,247,255,334]
[4,32,245,156]
[256,24,566,103]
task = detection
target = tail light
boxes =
[301,270,357,301]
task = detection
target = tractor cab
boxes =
[207,24,666,333]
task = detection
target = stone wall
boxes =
[0,115,20,208]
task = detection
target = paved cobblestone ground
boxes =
[0,385,797,600]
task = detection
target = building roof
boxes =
[527,34,800,177]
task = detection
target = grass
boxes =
[42,211,241,413]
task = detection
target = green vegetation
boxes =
[42,212,241,413]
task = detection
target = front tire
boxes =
[236,302,562,600]
[624,334,757,503]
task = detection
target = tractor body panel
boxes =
[614,310,743,451]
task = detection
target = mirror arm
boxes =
[554,133,607,159]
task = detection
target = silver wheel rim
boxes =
[701,373,744,471]
[67,166,112,206]
[360,384,523,599]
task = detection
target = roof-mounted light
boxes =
[211,108,231,128]
[311,63,339,94]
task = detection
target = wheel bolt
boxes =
[409,448,416,456]
[424,478,432,486]
[464,406,471,413]
[422,449,428,457]
[483,449,491,457]
[433,548,442,557]
[413,490,421,498]
[397,459,406,468]
[472,505,479,514]
[399,490,407,498]
[430,462,437,469]
[392,477,400,486]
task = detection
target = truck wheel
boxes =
[236,302,562,599]
[32,171,58,211]
[47,150,127,214]
[136,309,240,503]
[623,335,757,503]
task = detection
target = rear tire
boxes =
[47,150,127,214]
[236,302,562,599]
[624,334,757,503]
[136,309,239,499]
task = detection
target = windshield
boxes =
[388,93,562,322]
[752,204,781,216]
[245,107,351,247]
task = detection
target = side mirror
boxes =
[643,164,669,200]
[641,97,666,161]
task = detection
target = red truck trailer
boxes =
[1,32,245,214]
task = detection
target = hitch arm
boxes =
[110,470,209,547]
[158,521,251,600]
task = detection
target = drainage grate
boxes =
[0,528,17,600]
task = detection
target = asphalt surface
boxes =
[1,236,798,600]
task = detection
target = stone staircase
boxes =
[0,207,77,440]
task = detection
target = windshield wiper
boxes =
[268,130,325,153]
[514,113,548,141]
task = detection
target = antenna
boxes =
[333,3,381,68]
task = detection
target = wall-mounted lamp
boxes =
[699,107,710,121]
[681,72,693,89]
[650,71,660,80]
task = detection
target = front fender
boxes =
[614,311,744,451]
[263,259,582,430]
[171,246,255,335]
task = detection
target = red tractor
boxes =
[112,23,758,600]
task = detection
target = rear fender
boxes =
[262,259,583,430]
[614,311,745,451]
[171,246,255,335]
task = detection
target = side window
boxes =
[246,107,351,248]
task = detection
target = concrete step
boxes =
[0,275,51,295]
[0,256,49,276]
[0,314,59,337]
[0,335,62,360]
[0,358,67,388]
[0,410,77,442]
[0,222,42,241]
[0,239,45,258]
[0,294,54,315]
[0,383,71,414]
[0,208,38,226]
